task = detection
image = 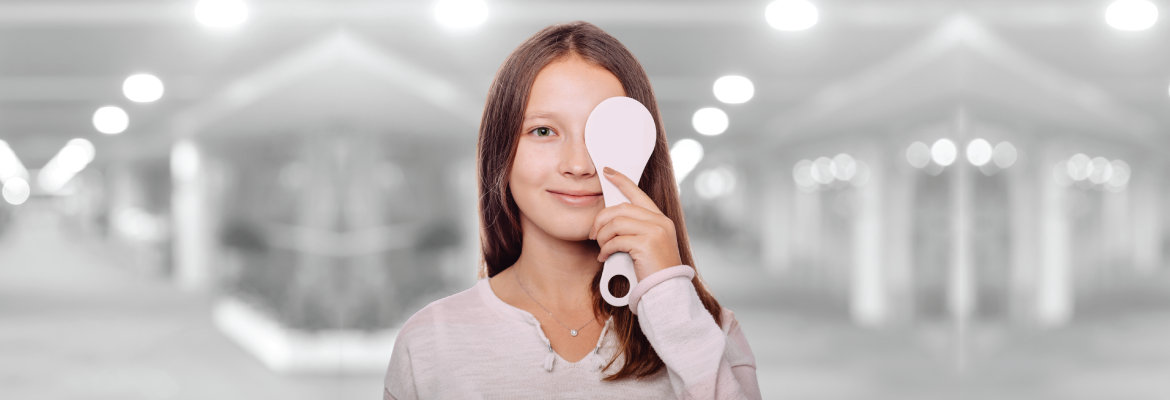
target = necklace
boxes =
[514,267,594,337]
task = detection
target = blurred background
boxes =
[1,0,1169,398]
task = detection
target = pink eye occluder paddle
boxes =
[584,97,657,307]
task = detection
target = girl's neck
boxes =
[513,216,602,310]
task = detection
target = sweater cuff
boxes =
[627,265,695,315]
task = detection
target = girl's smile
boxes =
[548,189,603,207]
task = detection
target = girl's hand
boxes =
[589,167,683,281]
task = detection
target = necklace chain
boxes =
[514,266,593,337]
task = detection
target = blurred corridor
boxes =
[3,0,1170,398]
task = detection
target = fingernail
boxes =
[603,167,615,175]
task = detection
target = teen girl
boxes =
[384,21,760,399]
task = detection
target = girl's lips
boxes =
[549,191,602,207]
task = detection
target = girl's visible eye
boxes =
[531,127,555,137]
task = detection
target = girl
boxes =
[384,21,760,399]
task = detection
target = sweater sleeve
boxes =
[627,265,761,400]
[384,334,418,400]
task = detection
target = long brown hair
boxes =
[476,21,723,380]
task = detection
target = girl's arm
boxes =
[628,265,762,400]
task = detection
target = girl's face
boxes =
[509,55,627,242]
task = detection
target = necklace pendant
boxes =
[571,330,578,337]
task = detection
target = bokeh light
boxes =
[1106,0,1158,31]
[1067,153,1091,181]
[670,139,704,184]
[195,0,248,28]
[2,176,30,205]
[906,141,930,168]
[713,76,754,104]
[1088,157,1113,184]
[435,0,489,29]
[0,140,28,184]
[766,0,819,31]
[931,138,957,167]
[811,157,835,184]
[692,107,729,136]
[1108,160,1131,189]
[793,159,816,188]
[93,106,129,135]
[38,139,97,194]
[832,153,856,180]
[695,165,737,200]
[123,74,164,103]
[992,141,1018,168]
[966,138,992,166]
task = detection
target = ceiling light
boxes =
[93,106,128,135]
[811,157,835,184]
[1088,157,1113,184]
[831,153,856,180]
[966,138,992,166]
[992,142,1017,168]
[1106,0,1158,31]
[713,76,754,104]
[1067,153,1091,181]
[2,177,29,205]
[123,74,164,103]
[195,0,248,28]
[692,108,728,136]
[793,160,816,188]
[766,0,819,31]
[1108,160,1131,188]
[435,0,488,29]
[931,139,956,167]
[695,166,737,200]
[671,139,704,184]
[906,141,930,168]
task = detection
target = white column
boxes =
[882,159,915,323]
[761,159,792,274]
[793,186,821,273]
[949,160,975,333]
[1102,187,1130,270]
[1131,169,1163,274]
[1008,148,1041,324]
[851,151,886,326]
[171,139,214,291]
[1037,149,1072,327]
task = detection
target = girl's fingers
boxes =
[601,167,661,213]
[597,235,642,262]
[593,216,653,248]
[589,202,665,240]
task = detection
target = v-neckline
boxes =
[478,277,611,366]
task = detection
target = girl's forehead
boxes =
[525,58,625,121]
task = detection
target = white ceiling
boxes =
[0,0,1167,166]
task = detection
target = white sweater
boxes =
[383,265,761,399]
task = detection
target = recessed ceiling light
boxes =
[966,138,992,166]
[435,0,488,29]
[670,139,704,184]
[93,106,129,135]
[766,0,819,31]
[1106,0,1158,31]
[692,108,728,136]
[713,76,754,104]
[195,0,248,28]
[123,74,164,103]
[931,139,957,167]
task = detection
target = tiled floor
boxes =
[0,208,382,400]
[3,206,1170,399]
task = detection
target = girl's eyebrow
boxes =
[523,111,558,121]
